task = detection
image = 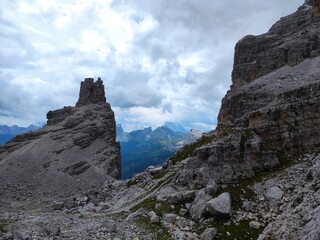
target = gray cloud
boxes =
[0,0,303,131]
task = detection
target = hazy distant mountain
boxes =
[118,124,201,179]
[0,124,42,145]
[164,122,188,133]
[1,122,201,179]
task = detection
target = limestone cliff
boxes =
[174,1,320,187]
[0,78,121,198]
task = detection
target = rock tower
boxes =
[0,78,121,199]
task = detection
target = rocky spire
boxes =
[76,77,106,107]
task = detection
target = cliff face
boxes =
[230,1,320,87]
[0,78,121,198]
[175,2,320,187]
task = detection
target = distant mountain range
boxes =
[0,122,201,179]
[117,124,202,179]
[0,124,43,145]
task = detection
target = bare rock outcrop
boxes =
[0,78,120,199]
[76,77,106,107]
[174,2,320,187]
[231,2,320,87]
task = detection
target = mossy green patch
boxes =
[169,135,215,165]
[0,224,6,233]
[195,219,262,240]
[211,151,294,211]
[126,178,140,187]
[0,222,9,233]
[134,216,172,240]
[130,197,172,217]
[151,170,168,180]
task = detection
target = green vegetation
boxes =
[0,222,8,233]
[134,216,172,240]
[130,197,172,217]
[126,178,140,187]
[212,151,294,210]
[195,219,261,240]
[169,135,215,165]
[151,170,168,180]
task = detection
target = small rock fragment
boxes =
[201,228,217,240]
[249,221,262,229]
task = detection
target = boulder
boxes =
[167,190,196,204]
[205,178,219,195]
[249,221,262,230]
[52,201,64,210]
[189,189,212,221]
[201,228,217,240]
[162,213,177,224]
[206,192,231,219]
[265,186,284,201]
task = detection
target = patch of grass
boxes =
[212,181,256,211]
[135,216,172,240]
[0,222,8,233]
[211,151,294,211]
[169,135,215,165]
[195,219,262,240]
[276,151,294,170]
[130,197,172,217]
[126,178,140,187]
[151,170,168,180]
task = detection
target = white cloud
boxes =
[0,0,303,131]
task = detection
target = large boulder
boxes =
[189,189,212,221]
[206,192,231,219]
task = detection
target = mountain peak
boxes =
[76,77,106,107]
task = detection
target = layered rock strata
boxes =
[0,78,120,198]
[174,1,320,187]
[231,1,320,87]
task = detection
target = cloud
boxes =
[0,0,303,131]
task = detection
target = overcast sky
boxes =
[0,0,303,132]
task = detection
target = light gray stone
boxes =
[249,221,262,229]
[162,213,177,224]
[190,189,212,221]
[125,208,148,222]
[206,192,231,219]
[265,186,284,201]
[242,201,254,211]
[10,201,23,209]
[205,179,219,195]
[201,228,217,240]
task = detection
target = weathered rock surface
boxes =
[206,192,231,219]
[265,186,284,201]
[76,77,106,107]
[175,2,320,187]
[201,228,217,240]
[189,189,212,221]
[231,1,320,86]
[0,78,121,199]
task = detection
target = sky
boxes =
[0,0,303,132]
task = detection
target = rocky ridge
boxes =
[0,78,121,200]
